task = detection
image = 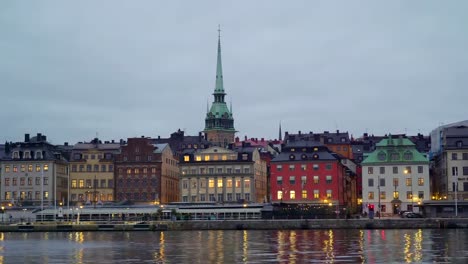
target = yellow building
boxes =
[69,139,120,205]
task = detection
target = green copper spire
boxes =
[214,25,225,95]
[204,26,236,142]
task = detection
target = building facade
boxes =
[69,138,120,205]
[431,125,468,201]
[0,133,68,207]
[270,141,351,209]
[179,146,267,203]
[203,31,236,147]
[115,138,179,204]
[361,136,430,215]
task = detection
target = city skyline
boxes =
[1,1,467,144]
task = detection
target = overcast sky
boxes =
[1,1,467,145]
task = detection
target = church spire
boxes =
[279,121,282,141]
[214,25,225,96]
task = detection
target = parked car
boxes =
[402,212,423,218]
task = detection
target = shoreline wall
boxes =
[1,219,468,232]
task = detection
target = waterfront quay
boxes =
[1,218,468,232]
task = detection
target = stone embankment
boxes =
[1,218,468,232]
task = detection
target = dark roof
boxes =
[284,130,350,145]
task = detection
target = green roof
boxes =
[362,136,428,164]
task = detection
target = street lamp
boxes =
[404,169,413,212]
[1,206,4,223]
[377,176,381,219]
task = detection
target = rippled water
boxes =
[0,229,467,263]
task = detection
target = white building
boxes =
[362,136,430,215]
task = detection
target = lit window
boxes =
[72,180,77,188]
[406,178,412,186]
[5,166,10,172]
[368,192,374,200]
[380,192,386,200]
[44,165,49,171]
[244,179,250,188]
[209,179,215,188]
[313,190,319,199]
[36,165,41,172]
[326,190,332,199]
[290,190,296,199]
[393,191,399,199]
[204,155,210,161]
[13,166,18,172]
[302,190,307,199]
[418,178,424,186]
[277,191,283,200]
[222,155,227,161]
[196,156,202,161]
[217,179,223,188]
[227,179,233,188]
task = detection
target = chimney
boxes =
[111,140,115,143]
[25,134,30,142]
[261,138,264,142]
[64,142,69,146]
[198,132,202,142]
[336,130,339,134]
[42,136,47,142]
[235,137,239,143]
[244,135,247,141]
[298,130,302,135]
[37,133,42,141]
[158,136,161,140]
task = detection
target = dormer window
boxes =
[457,141,463,148]
[24,151,31,159]
[36,151,42,159]
[13,151,19,159]
[341,137,346,142]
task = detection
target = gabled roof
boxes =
[362,136,428,164]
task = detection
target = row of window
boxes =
[122,155,153,162]
[452,153,468,160]
[184,154,241,162]
[367,191,424,200]
[276,164,333,171]
[119,167,157,174]
[182,179,251,189]
[71,179,114,189]
[182,167,250,175]
[368,166,424,175]
[377,151,414,161]
[367,177,425,187]
[73,153,113,161]
[277,175,333,185]
[451,166,468,176]
[3,164,49,173]
[4,177,48,186]
[5,191,48,200]
[277,189,332,200]
[182,193,250,202]
[116,192,157,201]
[70,193,113,202]
[12,151,43,160]
[71,164,114,173]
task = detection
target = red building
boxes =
[270,141,350,208]
[114,137,179,204]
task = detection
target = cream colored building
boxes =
[69,139,120,205]
[179,146,267,203]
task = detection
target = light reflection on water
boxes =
[0,229,467,263]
